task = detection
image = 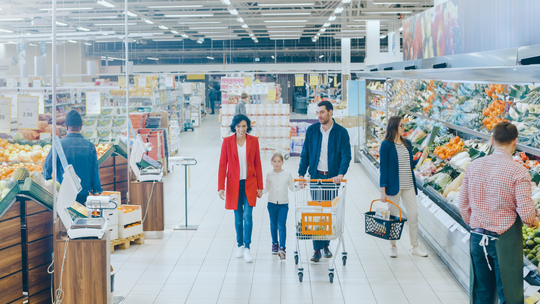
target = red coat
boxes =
[218,134,264,210]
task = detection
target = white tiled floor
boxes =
[113,115,469,304]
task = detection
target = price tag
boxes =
[0,97,11,133]
[20,78,28,87]
[449,223,460,232]
[442,217,454,229]
[309,73,319,86]
[33,79,41,87]
[461,233,470,243]
[30,93,45,114]
[295,74,304,87]
[118,77,126,88]
[17,95,39,130]
[166,76,174,88]
[138,76,146,88]
[6,94,17,115]
[40,133,51,140]
[244,77,252,87]
[86,91,101,115]
[428,204,438,214]
[268,89,276,101]
[6,78,14,88]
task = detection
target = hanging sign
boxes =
[86,91,101,115]
[309,73,319,86]
[0,97,11,133]
[243,77,252,87]
[30,93,45,114]
[20,78,28,87]
[17,95,39,130]
[166,76,174,88]
[6,78,14,88]
[118,77,126,88]
[138,76,146,88]
[268,89,276,101]
[295,74,304,87]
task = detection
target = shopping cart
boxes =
[293,178,347,283]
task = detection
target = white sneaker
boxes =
[412,246,428,257]
[244,248,253,263]
[235,246,244,258]
[389,247,398,258]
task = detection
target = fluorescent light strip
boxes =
[124,11,137,17]
[77,27,90,31]
[189,27,228,29]
[261,12,311,16]
[328,16,336,21]
[207,56,214,60]
[267,30,303,33]
[56,21,68,26]
[334,7,344,13]
[0,18,24,21]
[178,21,222,24]
[181,34,189,38]
[152,39,183,41]
[323,23,331,27]
[241,24,248,28]
[95,23,136,26]
[164,14,213,17]
[148,5,203,8]
[363,11,412,14]
[39,7,93,11]
[144,19,154,24]
[229,9,239,15]
[84,42,92,45]
[264,20,307,23]
[171,30,179,34]
[258,3,314,6]
[269,35,302,37]
[266,25,306,28]
[0,29,13,33]
[341,30,366,32]
[71,15,117,19]
[270,37,300,40]
[97,0,115,8]
[198,31,233,34]
[236,17,244,23]
[158,25,168,30]
[67,40,77,43]
[147,57,159,60]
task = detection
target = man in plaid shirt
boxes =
[459,122,539,304]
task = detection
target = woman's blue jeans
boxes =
[234,180,253,249]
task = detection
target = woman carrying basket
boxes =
[379,116,428,258]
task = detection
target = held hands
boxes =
[333,175,344,184]
[257,189,263,198]
[298,176,307,188]
[218,190,225,200]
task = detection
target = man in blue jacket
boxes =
[298,101,351,262]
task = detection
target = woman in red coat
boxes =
[218,114,263,263]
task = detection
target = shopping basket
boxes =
[365,199,407,240]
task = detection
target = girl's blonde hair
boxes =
[271,152,284,162]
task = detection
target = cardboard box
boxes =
[149,111,169,128]
[342,116,358,128]
[334,118,343,126]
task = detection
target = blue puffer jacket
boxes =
[298,120,351,178]
[379,139,419,196]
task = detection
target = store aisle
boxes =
[112,115,469,304]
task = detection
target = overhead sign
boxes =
[243,77,252,87]
[0,97,11,133]
[187,74,205,80]
[118,76,126,88]
[295,74,304,87]
[309,73,319,86]
[17,95,39,130]
[138,76,146,88]
[166,76,174,88]
[86,91,101,115]
[268,89,276,101]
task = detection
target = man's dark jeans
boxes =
[470,233,505,304]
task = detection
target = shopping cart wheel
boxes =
[298,272,303,282]
[342,256,347,266]
[294,254,299,265]
[329,273,334,283]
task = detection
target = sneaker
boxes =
[412,246,428,257]
[310,250,321,262]
[244,248,253,263]
[278,248,286,260]
[235,245,244,258]
[389,247,398,258]
[272,243,279,255]
[323,247,332,258]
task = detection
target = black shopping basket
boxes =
[365,199,407,240]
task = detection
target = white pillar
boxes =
[341,38,351,74]
[434,0,448,6]
[366,20,380,66]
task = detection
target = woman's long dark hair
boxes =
[384,116,410,149]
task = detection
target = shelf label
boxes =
[166,76,174,88]
[119,77,126,88]
[449,223,460,232]
[243,77,252,87]
[86,91,101,115]
[17,95,39,130]
[6,78,14,88]
[428,204,439,214]
[30,93,44,114]
[268,89,276,101]
[0,97,11,133]
[295,74,304,87]
[33,79,41,88]
[138,76,146,88]
[20,78,28,87]
[461,233,470,243]
[309,73,319,86]
[6,94,17,115]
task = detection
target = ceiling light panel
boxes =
[164,14,214,17]
[334,7,344,13]
[148,5,203,8]
[261,12,311,16]
[189,26,228,29]
[158,25,168,29]
[97,0,115,8]
[39,7,93,11]
[258,2,315,6]
[264,20,307,23]
[95,23,136,26]
[178,21,222,24]
[144,19,154,24]
[266,25,306,28]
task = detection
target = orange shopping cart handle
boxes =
[294,178,347,183]
[370,199,402,221]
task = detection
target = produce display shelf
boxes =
[368,89,386,96]
[368,104,386,112]
[0,183,20,218]
[359,149,380,186]
[18,178,53,209]
[368,132,382,144]
[421,186,470,231]
[368,119,386,129]
[97,146,116,167]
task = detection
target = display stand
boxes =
[171,157,198,230]
[53,220,112,304]
[129,181,164,238]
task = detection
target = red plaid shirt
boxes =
[459,149,537,234]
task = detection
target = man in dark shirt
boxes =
[43,110,102,205]
[208,84,217,114]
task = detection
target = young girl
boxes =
[263,153,294,260]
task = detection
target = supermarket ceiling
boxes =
[0,0,433,63]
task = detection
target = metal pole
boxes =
[51,0,57,219]
[185,165,188,227]
[125,0,130,203]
